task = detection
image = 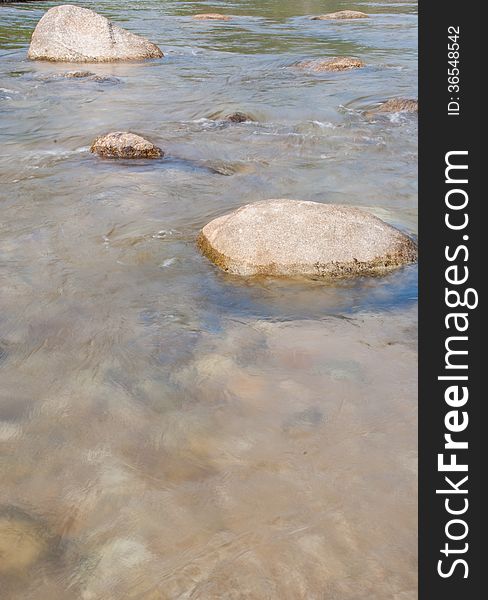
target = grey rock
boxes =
[198,199,417,278]
[28,5,163,63]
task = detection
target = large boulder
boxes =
[296,57,364,72]
[197,199,417,278]
[27,5,163,62]
[311,11,369,20]
[90,132,163,159]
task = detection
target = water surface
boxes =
[1,1,417,598]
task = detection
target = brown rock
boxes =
[90,132,163,159]
[225,112,252,123]
[197,199,417,278]
[193,13,231,21]
[296,57,364,72]
[64,70,95,78]
[63,71,120,83]
[311,11,369,20]
[375,98,418,113]
[28,5,163,63]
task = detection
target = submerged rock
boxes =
[193,13,231,21]
[198,199,417,278]
[0,507,51,574]
[311,11,369,20]
[61,71,120,83]
[204,160,258,176]
[296,57,364,72]
[90,132,163,159]
[225,112,253,123]
[375,98,418,113]
[28,5,163,62]
[0,341,8,365]
[64,70,96,78]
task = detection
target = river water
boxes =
[0,1,417,598]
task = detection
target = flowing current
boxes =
[1,1,417,598]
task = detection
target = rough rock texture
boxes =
[64,70,97,78]
[63,71,120,83]
[193,13,231,21]
[198,199,417,278]
[90,132,163,159]
[311,10,369,20]
[375,98,418,113]
[28,5,163,62]
[296,57,364,72]
[225,112,252,123]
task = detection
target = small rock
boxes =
[296,57,364,72]
[225,112,253,123]
[28,5,163,62]
[193,13,232,21]
[197,199,417,278]
[375,98,418,113]
[311,11,369,20]
[90,132,164,159]
[63,71,120,83]
[63,70,94,78]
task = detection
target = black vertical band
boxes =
[419,1,481,597]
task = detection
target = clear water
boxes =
[1,1,417,598]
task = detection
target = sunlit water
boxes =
[1,1,417,598]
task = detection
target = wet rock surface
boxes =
[62,71,120,83]
[375,98,418,113]
[193,13,232,21]
[296,57,365,72]
[225,111,253,123]
[90,132,163,159]
[311,11,369,20]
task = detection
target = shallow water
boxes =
[1,1,417,598]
